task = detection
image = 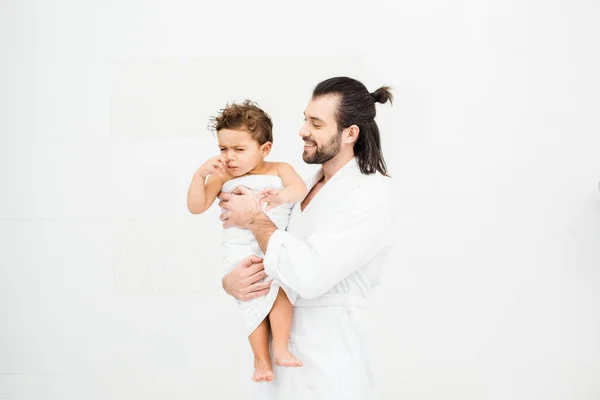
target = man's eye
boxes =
[219,149,226,152]
[236,149,245,151]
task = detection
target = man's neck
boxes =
[321,151,355,183]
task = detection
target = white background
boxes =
[1,0,599,399]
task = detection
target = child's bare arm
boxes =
[187,173,225,214]
[187,156,227,214]
[276,162,307,203]
[257,163,308,211]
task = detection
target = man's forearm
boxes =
[248,212,278,253]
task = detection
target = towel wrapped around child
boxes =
[220,174,297,336]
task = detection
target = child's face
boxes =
[217,128,269,176]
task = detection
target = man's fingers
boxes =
[247,269,268,284]
[247,262,265,276]
[238,255,257,269]
[217,191,231,200]
[248,255,264,264]
[247,280,272,294]
[243,287,270,301]
[231,186,244,195]
[232,185,252,196]
[219,211,230,221]
[236,256,264,277]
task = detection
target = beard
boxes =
[302,131,342,164]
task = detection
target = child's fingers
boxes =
[211,163,223,175]
[213,160,225,169]
[212,157,225,170]
[263,195,275,204]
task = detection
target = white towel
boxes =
[220,174,295,336]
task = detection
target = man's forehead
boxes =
[304,94,339,120]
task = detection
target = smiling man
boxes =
[217,77,396,399]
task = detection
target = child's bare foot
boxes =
[252,357,274,382]
[272,346,303,367]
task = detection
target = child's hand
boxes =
[195,155,227,179]
[258,189,287,211]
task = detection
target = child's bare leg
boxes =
[269,288,303,367]
[248,318,274,382]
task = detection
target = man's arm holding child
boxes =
[221,255,272,301]
[219,183,395,300]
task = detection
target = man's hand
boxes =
[218,186,263,229]
[222,255,272,301]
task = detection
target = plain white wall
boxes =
[1,0,599,399]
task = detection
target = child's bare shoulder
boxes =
[271,161,298,177]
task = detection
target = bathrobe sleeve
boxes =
[263,182,394,299]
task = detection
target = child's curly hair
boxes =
[208,100,274,145]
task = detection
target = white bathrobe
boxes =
[252,157,396,400]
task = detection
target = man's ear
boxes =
[345,125,360,144]
[260,141,272,158]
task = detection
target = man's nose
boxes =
[299,123,310,138]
